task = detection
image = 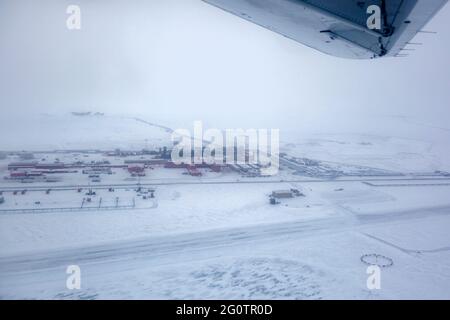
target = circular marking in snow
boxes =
[361,254,394,268]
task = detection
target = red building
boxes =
[10,172,27,178]
[186,165,202,176]
[128,165,145,176]
[164,162,187,169]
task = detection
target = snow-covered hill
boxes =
[0,113,172,151]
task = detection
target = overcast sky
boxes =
[1,0,449,132]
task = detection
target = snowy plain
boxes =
[0,113,450,299]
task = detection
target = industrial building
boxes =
[228,164,264,177]
[271,189,304,199]
[7,162,38,170]
[164,162,222,176]
[82,167,112,175]
[128,165,146,176]
[124,159,168,166]
[186,165,202,177]
[271,190,295,199]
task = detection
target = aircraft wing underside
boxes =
[203,0,448,59]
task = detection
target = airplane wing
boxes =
[203,0,448,59]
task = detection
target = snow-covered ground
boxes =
[0,114,450,299]
[0,113,172,151]
[1,210,449,299]
[1,178,450,299]
[0,182,337,255]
